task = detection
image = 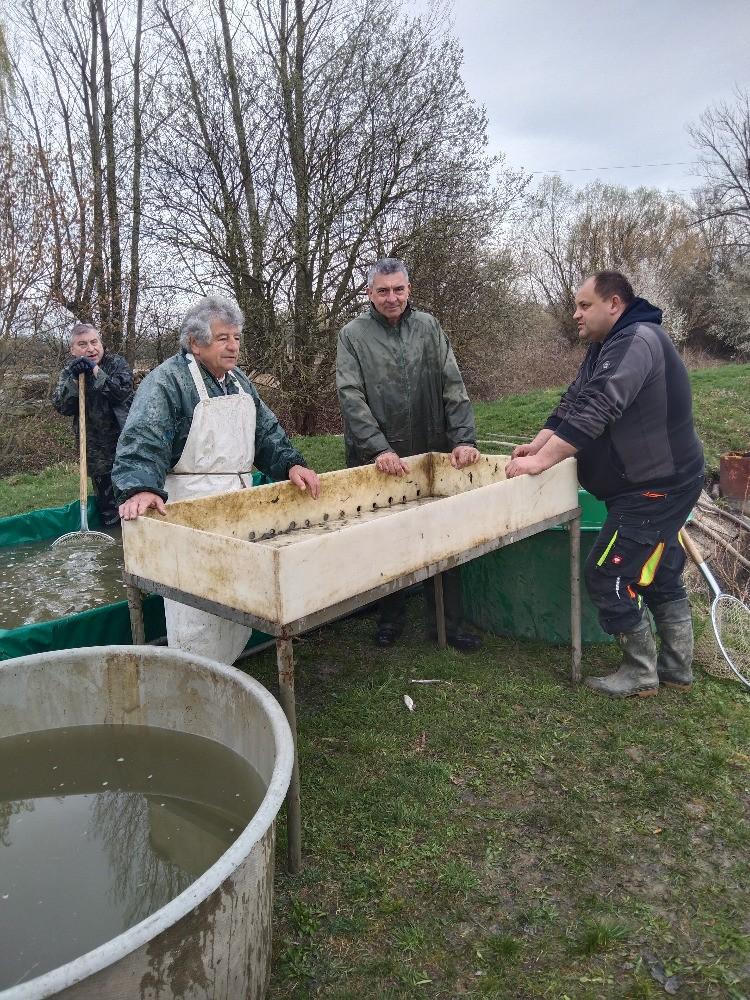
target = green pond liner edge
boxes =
[0,479,274,662]
[462,488,614,645]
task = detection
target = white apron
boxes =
[163,354,257,664]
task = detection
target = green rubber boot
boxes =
[584,616,659,698]
[652,598,694,691]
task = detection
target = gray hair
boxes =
[367,258,409,288]
[179,295,244,349]
[68,323,100,345]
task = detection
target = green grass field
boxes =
[2,365,749,997]
[256,605,750,999]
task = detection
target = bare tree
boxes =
[11,0,152,361]
[689,87,750,258]
[0,21,13,112]
[0,126,53,345]
[522,178,698,342]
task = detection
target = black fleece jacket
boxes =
[544,298,704,500]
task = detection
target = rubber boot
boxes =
[651,598,694,691]
[584,616,659,698]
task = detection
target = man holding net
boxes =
[52,323,134,527]
[505,271,705,697]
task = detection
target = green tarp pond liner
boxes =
[0,485,273,661]
[462,489,614,644]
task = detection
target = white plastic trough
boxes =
[122,452,580,628]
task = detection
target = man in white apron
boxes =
[112,295,320,663]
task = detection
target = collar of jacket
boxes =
[368,301,412,331]
[605,296,663,341]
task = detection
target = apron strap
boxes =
[185,353,209,401]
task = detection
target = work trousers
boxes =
[378,568,465,632]
[584,475,703,635]
[91,473,120,526]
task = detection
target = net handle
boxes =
[78,372,90,533]
[681,525,721,599]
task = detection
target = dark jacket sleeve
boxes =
[111,374,179,502]
[550,334,653,450]
[51,365,79,416]
[247,382,308,481]
[438,323,476,448]
[92,355,133,404]
[335,328,392,460]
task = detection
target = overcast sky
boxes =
[414,0,750,194]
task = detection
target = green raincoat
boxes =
[112,351,306,502]
[336,304,476,467]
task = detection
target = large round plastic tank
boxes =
[0,645,293,1000]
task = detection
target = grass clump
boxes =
[569,917,630,955]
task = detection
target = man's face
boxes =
[70,330,104,365]
[367,270,411,325]
[573,278,623,343]
[191,320,241,378]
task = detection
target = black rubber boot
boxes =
[651,598,694,690]
[584,616,659,698]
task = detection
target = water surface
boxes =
[0,532,126,629]
[0,724,266,988]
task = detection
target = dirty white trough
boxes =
[123,453,579,628]
[122,453,582,873]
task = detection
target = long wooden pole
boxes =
[78,373,90,532]
[569,517,582,684]
[276,636,302,874]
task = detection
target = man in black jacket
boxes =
[52,323,134,526]
[506,271,704,697]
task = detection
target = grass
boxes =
[0,463,82,518]
[2,365,750,996]
[242,602,750,999]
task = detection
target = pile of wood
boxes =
[688,492,750,602]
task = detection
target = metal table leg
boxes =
[433,573,447,648]
[276,636,302,874]
[569,517,582,683]
[126,583,146,644]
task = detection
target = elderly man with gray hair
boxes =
[112,294,320,663]
[52,322,133,526]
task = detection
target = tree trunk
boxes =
[125,0,144,366]
[95,0,123,351]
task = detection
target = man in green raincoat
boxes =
[336,258,482,651]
